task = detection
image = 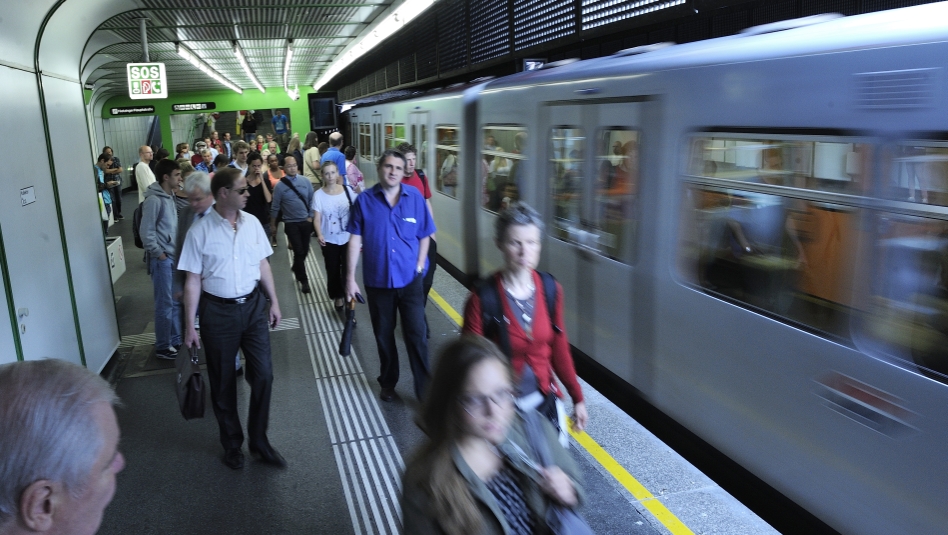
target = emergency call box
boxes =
[126,63,168,100]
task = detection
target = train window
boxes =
[435,126,460,197]
[384,123,407,149]
[886,142,948,205]
[359,123,371,163]
[419,124,428,171]
[593,128,638,264]
[549,127,585,242]
[481,126,528,212]
[678,135,873,343]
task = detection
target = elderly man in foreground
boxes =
[0,359,125,535]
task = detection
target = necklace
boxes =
[505,286,535,325]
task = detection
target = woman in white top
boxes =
[312,161,358,310]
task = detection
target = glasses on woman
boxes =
[458,389,515,416]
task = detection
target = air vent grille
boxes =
[854,68,939,109]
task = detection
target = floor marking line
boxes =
[341,444,373,534]
[359,439,399,534]
[316,381,338,444]
[431,293,696,535]
[333,445,364,535]
[368,438,402,522]
[349,441,388,534]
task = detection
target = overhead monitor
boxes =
[309,95,337,130]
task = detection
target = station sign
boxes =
[172,102,216,112]
[110,106,155,116]
[126,62,167,100]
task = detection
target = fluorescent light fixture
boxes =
[175,42,243,94]
[312,0,436,92]
[234,41,265,93]
[283,39,294,91]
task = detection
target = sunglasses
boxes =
[227,186,250,194]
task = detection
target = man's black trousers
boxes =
[109,185,123,218]
[199,290,274,451]
[365,274,430,401]
[283,221,311,283]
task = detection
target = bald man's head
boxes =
[139,146,154,163]
[329,132,343,147]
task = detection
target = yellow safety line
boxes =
[430,291,695,535]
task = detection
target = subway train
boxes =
[344,5,948,534]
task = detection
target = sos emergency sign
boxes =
[126,63,168,100]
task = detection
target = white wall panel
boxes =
[170,114,198,150]
[44,75,119,372]
[104,116,153,183]
[0,67,81,364]
[40,0,139,80]
[0,0,57,69]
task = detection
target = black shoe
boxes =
[223,449,244,470]
[301,281,311,294]
[235,367,244,377]
[155,348,177,360]
[380,387,396,402]
[250,444,287,468]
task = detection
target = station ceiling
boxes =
[86,0,395,98]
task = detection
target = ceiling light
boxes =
[175,42,243,94]
[283,39,294,91]
[312,0,436,92]
[234,41,265,93]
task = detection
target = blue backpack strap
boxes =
[538,271,561,333]
[474,274,512,358]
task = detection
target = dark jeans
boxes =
[320,241,348,300]
[199,290,274,451]
[109,185,123,218]
[423,238,437,303]
[365,274,430,400]
[283,221,311,283]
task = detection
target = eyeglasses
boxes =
[227,186,250,194]
[458,389,515,416]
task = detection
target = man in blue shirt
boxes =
[272,110,290,152]
[270,155,315,294]
[346,149,436,402]
[320,132,348,184]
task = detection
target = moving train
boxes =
[344,5,948,534]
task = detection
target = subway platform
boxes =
[99,192,778,535]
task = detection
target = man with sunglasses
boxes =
[178,167,285,470]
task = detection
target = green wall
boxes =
[102,86,324,151]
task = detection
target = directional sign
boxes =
[127,63,168,100]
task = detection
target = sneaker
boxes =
[115,215,125,221]
[155,348,177,360]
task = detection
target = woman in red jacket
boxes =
[463,202,588,435]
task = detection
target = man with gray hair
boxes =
[0,359,125,535]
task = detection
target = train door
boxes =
[542,100,646,380]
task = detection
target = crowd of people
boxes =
[26,122,593,534]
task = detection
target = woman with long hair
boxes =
[344,145,365,193]
[302,131,321,186]
[312,161,357,310]
[462,202,588,439]
[402,335,583,534]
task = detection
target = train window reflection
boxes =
[888,143,948,205]
[481,126,527,212]
[436,126,460,197]
[679,135,873,343]
[420,124,428,171]
[359,123,371,162]
[385,123,406,149]
[550,127,585,241]
[594,128,638,264]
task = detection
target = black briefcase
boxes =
[175,346,206,420]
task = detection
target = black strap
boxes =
[538,271,561,333]
[475,271,559,359]
[280,176,311,209]
[417,168,431,198]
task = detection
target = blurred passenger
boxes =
[270,156,314,294]
[266,154,284,248]
[202,137,219,160]
[313,161,357,310]
[272,110,290,150]
[265,133,278,152]
[241,111,257,144]
[179,168,285,470]
[211,154,230,178]
[286,135,304,172]
[221,132,233,159]
[142,159,183,360]
[174,171,214,296]
[344,146,364,193]
[317,142,329,158]
[484,134,498,150]
[320,132,348,185]
[244,152,273,247]
[195,149,214,173]
[303,131,321,187]
[135,145,155,204]
[397,142,438,331]
[174,159,195,214]
[95,153,118,234]
[210,131,223,156]
[103,146,124,221]
[254,135,265,153]
[0,359,124,535]
[148,147,170,178]
[507,131,528,200]
[346,149,435,402]
[228,141,251,177]
[463,202,588,438]
[175,143,193,160]
[401,335,583,535]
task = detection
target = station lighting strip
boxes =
[312,0,437,92]
[234,40,265,93]
[175,42,243,94]
[283,39,294,90]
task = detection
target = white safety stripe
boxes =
[118,317,300,348]
[285,240,404,534]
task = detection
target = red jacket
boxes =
[462,271,584,403]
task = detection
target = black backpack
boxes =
[132,198,164,249]
[474,271,560,358]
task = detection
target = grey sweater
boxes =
[140,181,178,259]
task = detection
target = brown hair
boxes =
[405,335,511,534]
[211,167,241,197]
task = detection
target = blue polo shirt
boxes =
[319,146,348,182]
[348,184,436,289]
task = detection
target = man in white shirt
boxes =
[135,145,155,204]
[179,167,284,470]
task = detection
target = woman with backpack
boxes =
[462,202,588,440]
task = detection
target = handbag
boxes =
[521,409,594,535]
[175,346,206,420]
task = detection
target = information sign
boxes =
[172,102,216,112]
[110,106,155,116]
[127,63,168,100]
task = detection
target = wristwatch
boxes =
[416,266,423,275]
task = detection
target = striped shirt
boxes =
[485,462,534,535]
[176,207,272,298]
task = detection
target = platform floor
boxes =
[98,192,778,535]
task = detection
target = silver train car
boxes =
[345,4,948,534]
